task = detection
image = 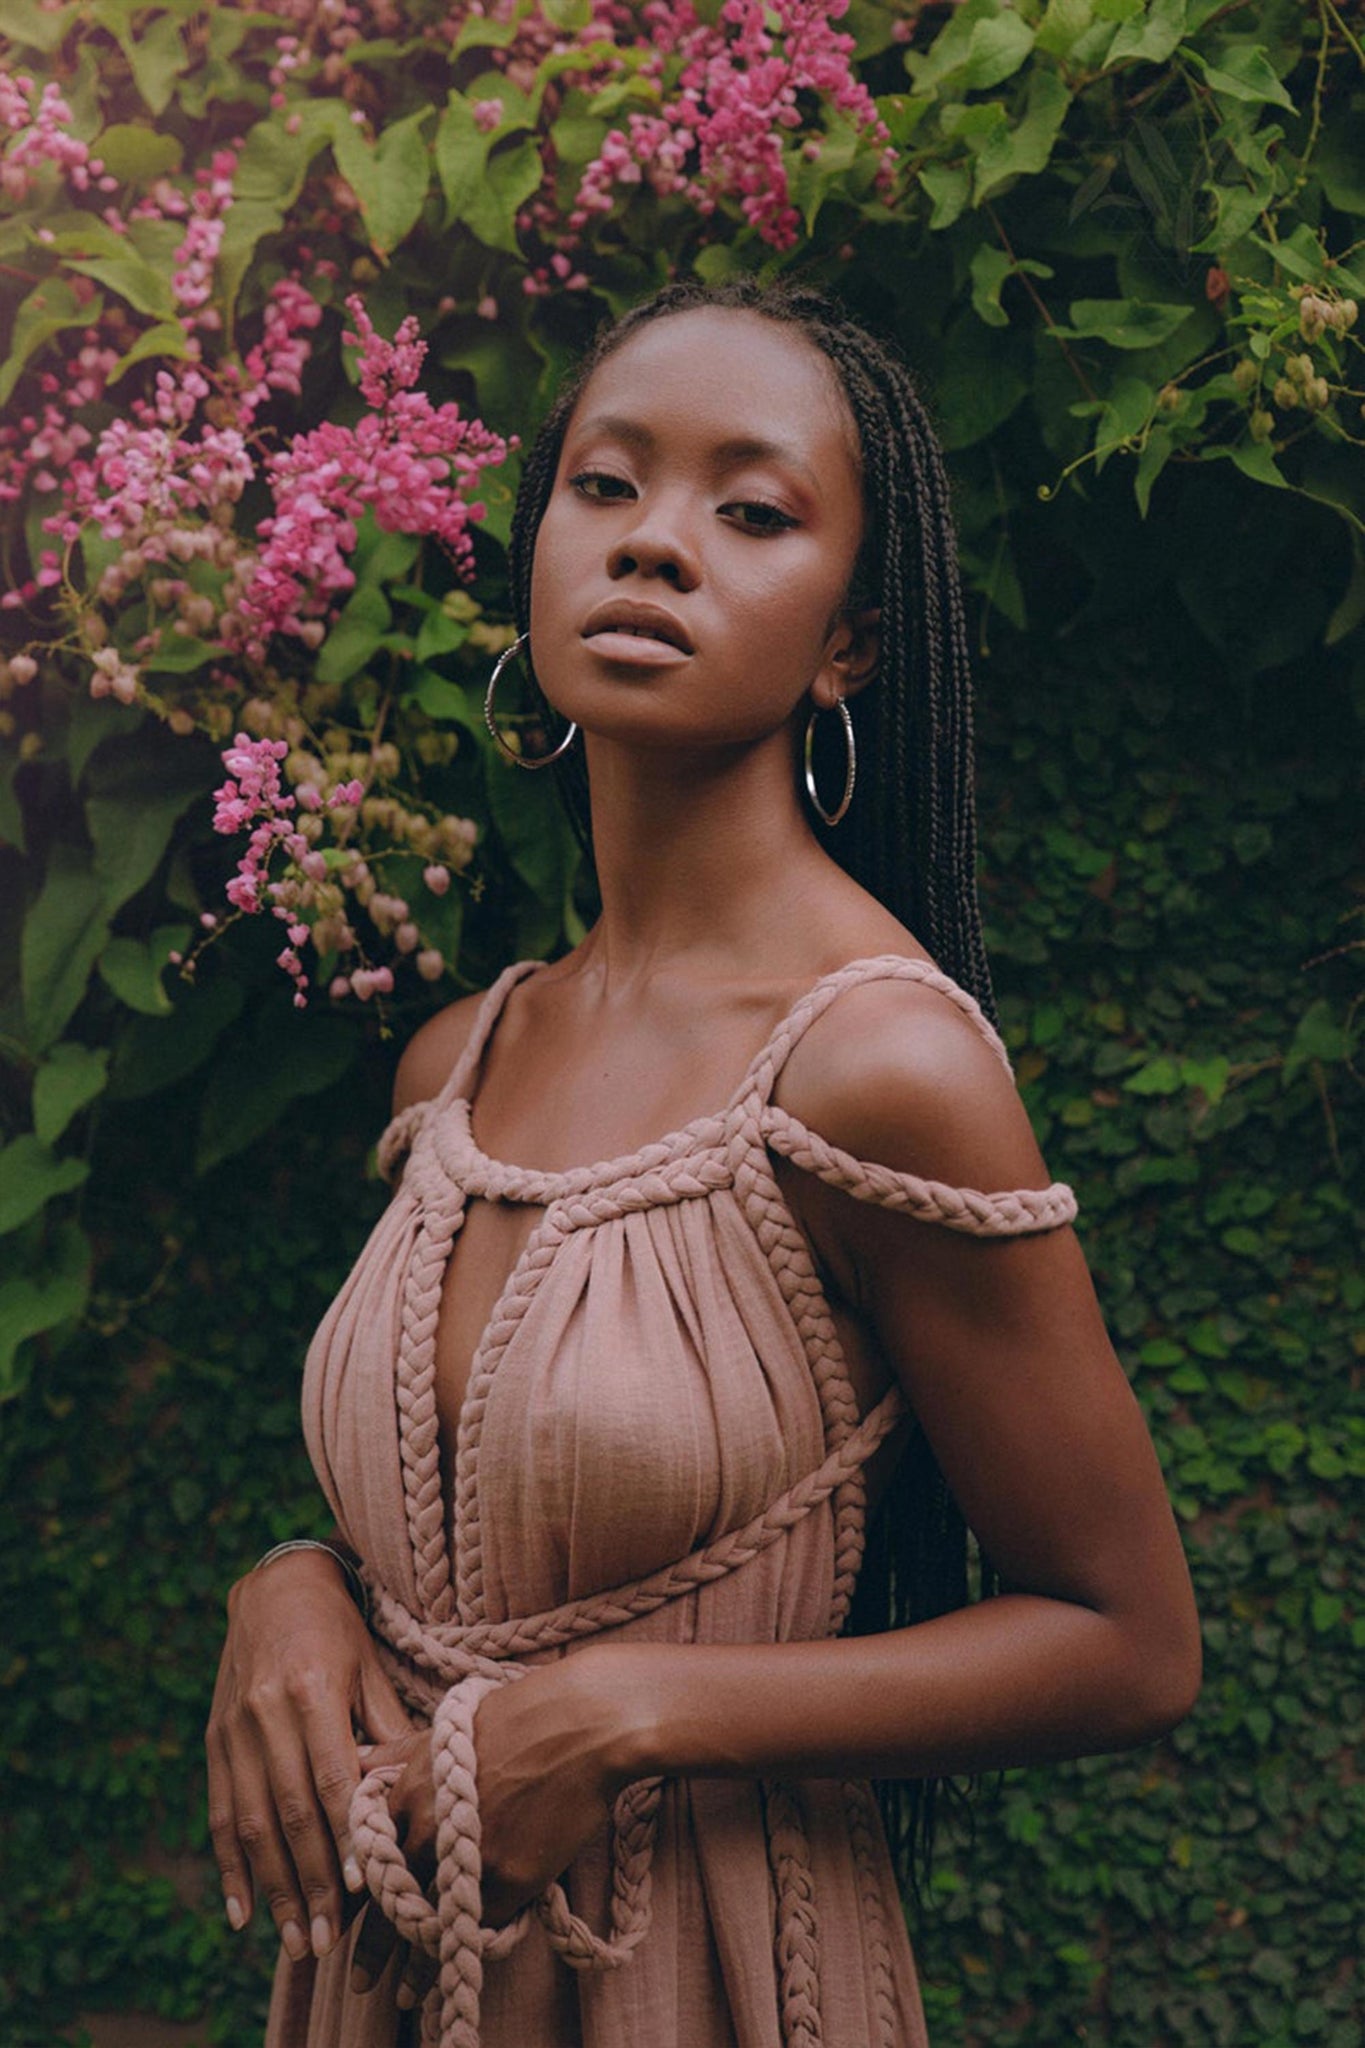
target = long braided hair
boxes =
[506,277,995,1886]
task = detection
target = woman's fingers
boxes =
[256,1692,354,1957]
[205,1715,253,1933]
[217,1724,314,1960]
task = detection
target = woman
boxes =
[207,279,1201,2048]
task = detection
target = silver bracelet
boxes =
[252,1537,371,1624]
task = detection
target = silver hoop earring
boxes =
[483,632,579,769]
[803,697,856,827]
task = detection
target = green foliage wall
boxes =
[1,3,1362,2043]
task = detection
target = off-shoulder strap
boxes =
[739,955,1077,1238]
[375,959,545,1182]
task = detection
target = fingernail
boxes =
[396,1980,418,2011]
[225,1895,245,1932]
[280,1919,309,1963]
[344,1855,363,1892]
[351,1964,375,1995]
[311,1915,334,1959]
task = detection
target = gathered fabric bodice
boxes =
[273,955,1078,2048]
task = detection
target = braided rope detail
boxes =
[366,1389,905,1681]
[377,1101,429,1183]
[348,1670,664,2048]
[452,1206,569,1625]
[842,1779,900,2048]
[763,1779,824,2048]
[397,1157,464,1619]
[759,1109,1078,1235]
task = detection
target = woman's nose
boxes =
[606,499,701,589]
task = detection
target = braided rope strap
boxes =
[349,1668,664,2048]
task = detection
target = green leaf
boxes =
[1123,1057,1182,1095]
[905,0,1011,94]
[1224,439,1289,490]
[316,587,393,685]
[1283,1000,1351,1085]
[435,94,541,255]
[960,13,1036,90]
[1135,424,1174,515]
[112,6,188,115]
[105,320,195,386]
[1055,298,1193,349]
[973,68,1072,205]
[92,123,183,183]
[33,1042,110,1147]
[0,1219,90,1402]
[969,243,1054,327]
[1313,119,1365,218]
[332,108,433,256]
[411,670,483,732]
[98,925,191,1016]
[0,276,102,411]
[1036,0,1096,60]
[485,748,581,910]
[195,1013,358,1175]
[1180,1055,1230,1105]
[0,0,78,48]
[21,844,112,1053]
[84,736,215,917]
[1106,0,1186,67]
[0,1135,88,1237]
[1185,45,1296,112]
[107,972,243,1103]
[935,314,1030,449]
[64,250,179,323]
[215,200,286,321]
[1092,375,1155,471]
[919,162,972,231]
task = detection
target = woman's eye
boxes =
[569,470,634,501]
[726,500,798,533]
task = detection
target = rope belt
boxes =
[348,1386,906,2048]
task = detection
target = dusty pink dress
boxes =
[267,955,1076,2048]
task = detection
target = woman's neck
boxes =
[575,731,833,989]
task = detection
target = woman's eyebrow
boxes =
[569,414,820,492]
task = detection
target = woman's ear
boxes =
[812,607,880,709]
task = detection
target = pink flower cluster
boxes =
[212,732,367,1006]
[568,0,890,251]
[172,150,238,321]
[52,365,253,550]
[0,329,117,502]
[0,71,115,204]
[238,273,327,408]
[226,296,510,662]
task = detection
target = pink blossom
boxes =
[226,297,509,661]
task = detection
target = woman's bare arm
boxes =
[463,986,1200,1911]
[206,991,487,1961]
[579,988,1197,1772]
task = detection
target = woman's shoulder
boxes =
[771,961,1049,1194]
[391,988,491,1117]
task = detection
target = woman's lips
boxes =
[583,629,693,665]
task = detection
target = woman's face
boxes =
[528,307,877,752]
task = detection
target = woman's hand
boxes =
[349,1655,633,2009]
[206,1546,412,1963]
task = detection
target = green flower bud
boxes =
[1248,409,1275,443]
[1272,378,1298,409]
[1232,358,1259,392]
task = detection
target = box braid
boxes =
[507,278,996,1886]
